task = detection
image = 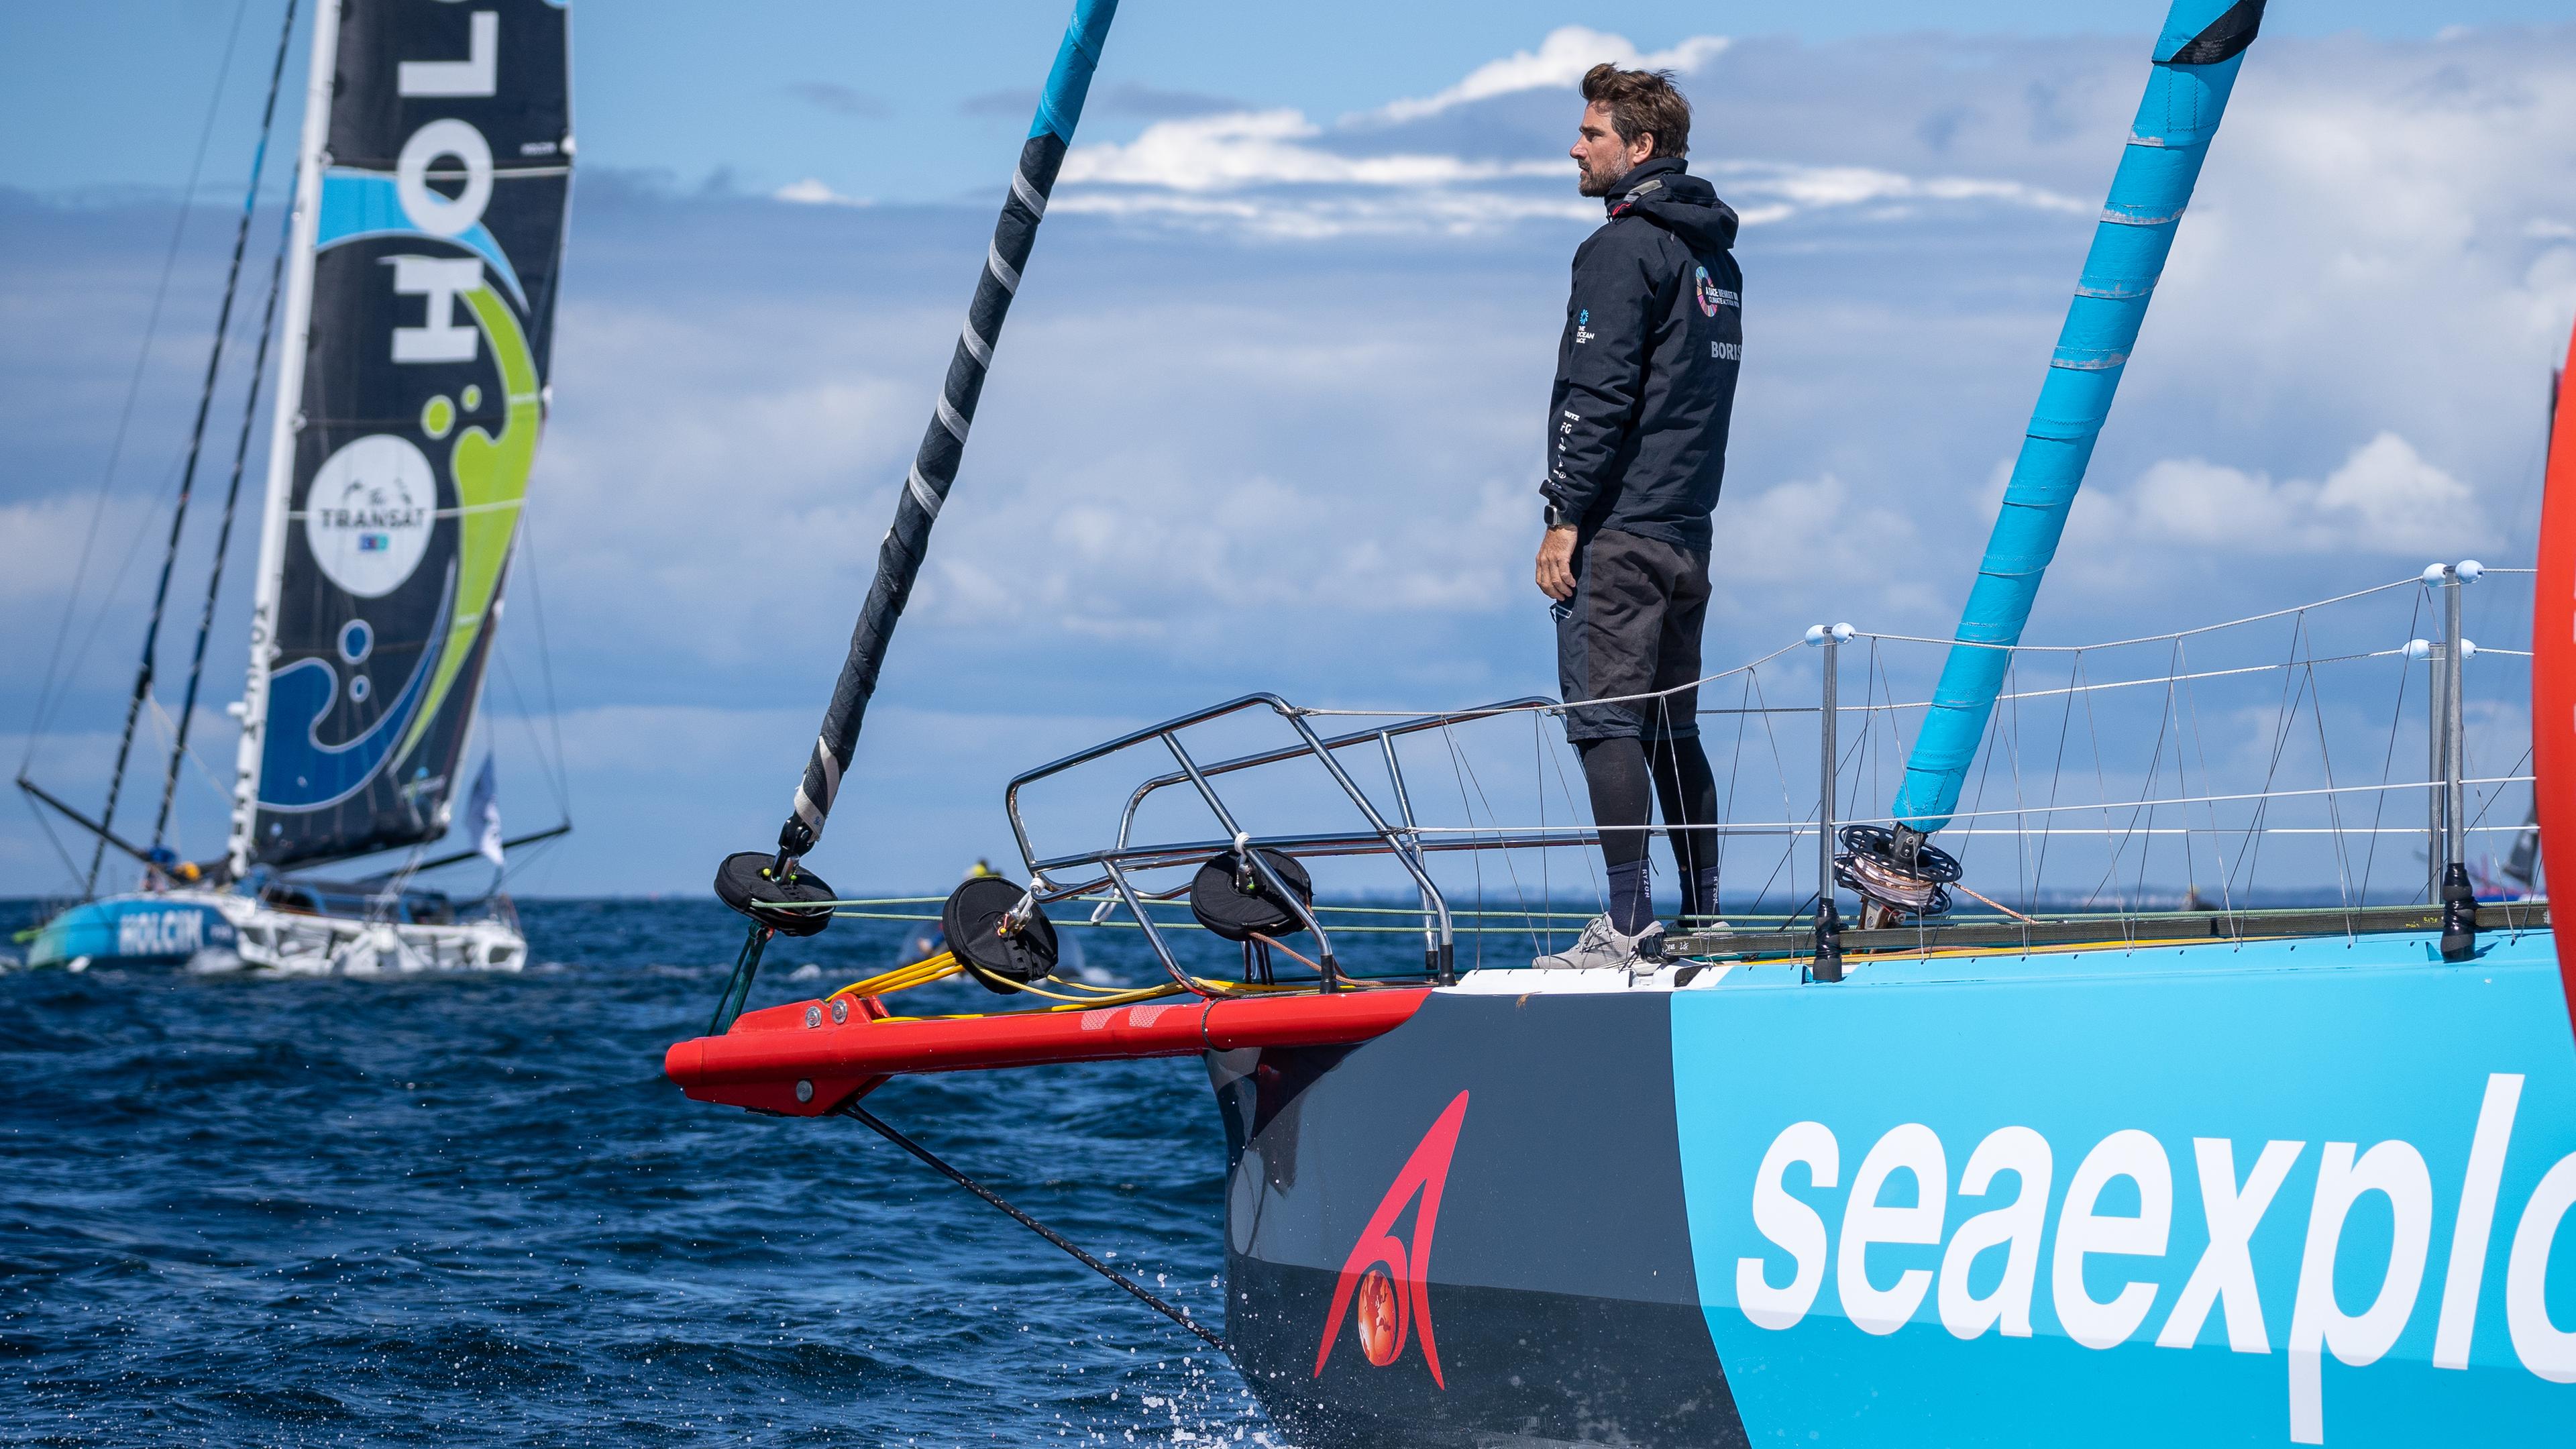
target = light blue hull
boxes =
[25,894,239,969]
[1676,926,2576,1446]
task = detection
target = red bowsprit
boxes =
[663,987,1432,1116]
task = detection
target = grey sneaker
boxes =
[1533,916,1665,970]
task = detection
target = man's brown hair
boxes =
[1580,63,1690,160]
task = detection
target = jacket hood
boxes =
[1605,158,1739,253]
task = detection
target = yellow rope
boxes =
[817,928,1419,1024]
[828,951,962,1002]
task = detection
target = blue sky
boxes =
[7,2,2575,901]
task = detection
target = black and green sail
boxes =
[229,0,572,873]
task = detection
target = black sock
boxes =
[1686,867,1723,922]
[1606,859,1654,936]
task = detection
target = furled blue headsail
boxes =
[1890,0,2265,835]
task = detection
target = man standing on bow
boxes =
[1533,64,1743,971]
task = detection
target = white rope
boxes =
[1398,776,2534,836]
[1854,576,2420,653]
[1284,570,2494,727]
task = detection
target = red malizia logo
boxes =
[1313,1090,1470,1388]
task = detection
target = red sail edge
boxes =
[2535,317,2576,1044]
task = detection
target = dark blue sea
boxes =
[0,896,1395,1446]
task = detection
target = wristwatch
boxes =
[1544,501,1569,531]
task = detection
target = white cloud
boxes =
[1713,474,1916,591]
[1061,109,1560,193]
[0,495,112,603]
[1057,112,2090,238]
[1370,26,1731,124]
[774,177,868,206]
[1712,161,2090,218]
[1048,27,2100,240]
[1046,186,1595,240]
[2077,433,2492,557]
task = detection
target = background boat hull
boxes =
[25,893,238,969]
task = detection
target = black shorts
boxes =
[1555,528,1711,744]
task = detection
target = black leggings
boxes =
[1577,734,1720,881]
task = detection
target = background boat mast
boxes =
[225,0,344,881]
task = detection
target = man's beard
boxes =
[1576,154,1630,197]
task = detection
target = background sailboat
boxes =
[15,0,573,973]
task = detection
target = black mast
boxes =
[708,0,1120,1024]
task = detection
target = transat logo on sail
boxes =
[1733,1077,2576,1443]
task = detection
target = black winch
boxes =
[1834,824,1962,922]
[942,875,1059,993]
[1187,847,1313,941]
[712,851,838,937]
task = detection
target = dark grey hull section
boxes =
[1210,991,1745,1448]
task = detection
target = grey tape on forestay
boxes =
[906,464,944,519]
[961,319,994,366]
[1011,168,1047,217]
[812,735,843,802]
[986,241,1022,294]
[936,394,971,443]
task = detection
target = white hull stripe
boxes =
[906,463,944,518]
[986,241,1021,294]
[936,394,971,443]
[1010,168,1046,219]
[960,318,993,366]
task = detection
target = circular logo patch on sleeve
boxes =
[1696,264,1723,317]
[303,434,435,597]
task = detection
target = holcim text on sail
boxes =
[390,13,502,363]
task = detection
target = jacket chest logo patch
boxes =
[1574,309,1594,345]
[1695,265,1737,317]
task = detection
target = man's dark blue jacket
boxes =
[1542,156,1742,553]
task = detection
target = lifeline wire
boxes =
[838,1101,1227,1353]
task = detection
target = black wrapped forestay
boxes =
[712,1,1118,971]
[781,126,1067,857]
